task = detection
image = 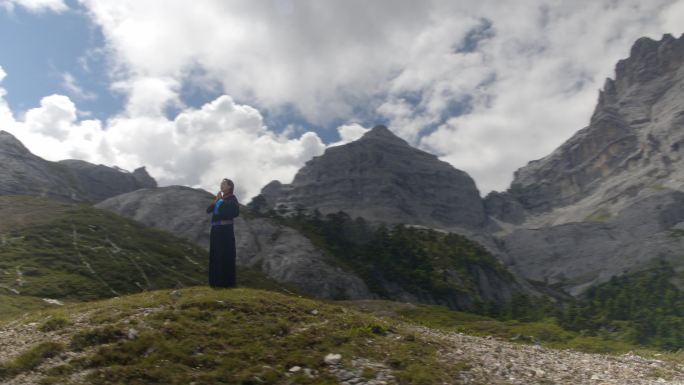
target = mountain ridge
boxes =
[0,130,156,203]
[254,124,490,232]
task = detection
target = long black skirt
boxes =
[208,224,236,288]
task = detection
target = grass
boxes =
[0,294,67,320]
[4,288,684,384]
[0,286,466,384]
[0,195,303,320]
[338,298,684,361]
[0,341,65,380]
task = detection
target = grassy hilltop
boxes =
[0,287,463,385]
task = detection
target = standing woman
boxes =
[205,178,240,288]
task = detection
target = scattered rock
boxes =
[324,353,342,365]
[169,289,181,303]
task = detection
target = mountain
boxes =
[254,124,490,232]
[0,195,297,319]
[486,33,684,294]
[95,186,535,309]
[94,186,373,301]
[0,130,531,310]
[489,33,684,222]
[0,130,155,203]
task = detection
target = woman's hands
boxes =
[215,191,223,201]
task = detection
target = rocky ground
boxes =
[407,324,684,385]
[2,294,684,385]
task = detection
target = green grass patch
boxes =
[0,341,65,380]
[257,209,516,308]
[2,287,465,384]
[38,315,72,332]
[390,301,661,356]
[0,195,303,318]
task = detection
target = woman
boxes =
[205,178,240,288]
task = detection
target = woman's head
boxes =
[220,178,234,195]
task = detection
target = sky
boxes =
[1,0,683,201]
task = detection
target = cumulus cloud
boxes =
[417,0,681,196]
[79,0,431,125]
[74,0,682,198]
[62,72,97,101]
[4,1,683,202]
[2,90,106,162]
[1,66,325,200]
[0,66,13,128]
[327,123,370,147]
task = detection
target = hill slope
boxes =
[1,287,683,385]
[0,195,300,319]
[94,185,373,300]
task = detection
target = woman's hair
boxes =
[222,178,234,194]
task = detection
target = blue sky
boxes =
[0,0,353,142]
[0,0,682,200]
[0,0,121,120]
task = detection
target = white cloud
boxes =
[111,76,181,117]
[75,0,682,198]
[416,0,682,196]
[62,72,96,101]
[660,1,684,35]
[327,123,370,147]
[0,66,15,130]
[79,0,432,125]
[0,0,67,13]
[3,92,106,162]
[4,2,684,203]
[0,67,324,201]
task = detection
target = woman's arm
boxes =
[218,196,240,219]
[206,202,215,214]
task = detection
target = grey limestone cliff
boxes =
[485,33,684,295]
[95,186,373,300]
[254,124,489,231]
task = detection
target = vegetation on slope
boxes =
[0,195,301,319]
[0,287,464,385]
[247,205,684,352]
[559,259,684,350]
[253,208,516,311]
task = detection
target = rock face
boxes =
[493,33,684,221]
[96,186,537,307]
[500,190,684,295]
[0,130,156,202]
[254,124,488,231]
[95,186,373,300]
[486,33,684,294]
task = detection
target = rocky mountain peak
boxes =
[132,166,158,188]
[595,33,684,116]
[0,130,32,156]
[358,124,409,146]
[616,33,684,85]
[496,32,684,220]
[253,124,488,230]
[487,33,684,296]
[0,132,158,202]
